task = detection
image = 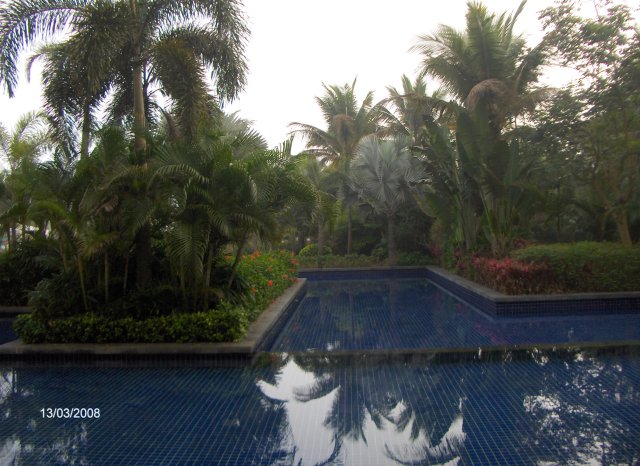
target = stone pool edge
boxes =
[0,279,306,358]
[425,266,640,316]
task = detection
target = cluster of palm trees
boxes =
[291,1,547,261]
[0,0,315,314]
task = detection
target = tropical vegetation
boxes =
[0,0,638,343]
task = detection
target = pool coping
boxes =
[0,278,306,358]
[0,306,30,317]
[424,266,640,316]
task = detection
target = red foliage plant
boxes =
[457,254,555,295]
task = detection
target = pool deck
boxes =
[0,278,306,359]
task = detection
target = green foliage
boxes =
[28,269,90,320]
[231,250,299,321]
[0,239,57,305]
[297,243,333,257]
[297,254,379,269]
[296,253,434,269]
[13,307,248,344]
[15,249,297,343]
[512,242,640,293]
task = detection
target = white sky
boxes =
[0,0,635,152]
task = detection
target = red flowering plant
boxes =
[229,250,298,320]
[457,254,554,295]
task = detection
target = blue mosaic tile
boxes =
[1,349,639,465]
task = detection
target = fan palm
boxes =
[290,79,385,253]
[0,0,248,152]
[352,136,423,264]
[412,1,546,135]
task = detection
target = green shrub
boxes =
[296,254,379,269]
[14,306,248,344]
[14,249,297,343]
[297,243,332,257]
[28,269,93,320]
[396,252,436,266]
[512,242,640,293]
[0,239,58,305]
[15,250,298,343]
[297,252,434,269]
[230,250,299,321]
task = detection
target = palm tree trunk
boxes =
[77,257,89,312]
[387,214,398,265]
[129,0,146,154]
[80,103,92,158]
[347,207,353,255]
[227,233,248,289]
[316,219,324,267]
[613,210,632,246]
[135,225,152,289]
[104,254,110,303]
[202,244,214,311]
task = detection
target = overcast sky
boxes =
[0,0,634,152]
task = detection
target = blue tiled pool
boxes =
[0,318,16,345]
[1,273,639,464]
[0,348,639,464]
[270,278,640,352]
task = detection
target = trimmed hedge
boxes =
[511,242,640,293]
[14,305,248,344]
[297,252,435,269]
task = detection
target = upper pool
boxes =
[270,277,640,352]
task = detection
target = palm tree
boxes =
[351,136,423,264]
[0,112,50,248]
[290,79,385,253]
[0,0,248,153]
[379,74,451,146]
[412,0,546,135]
[296,154,339,263]
[154,124,313,309]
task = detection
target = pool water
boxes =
[0,319,17,345]
[271,279,640,352]
[1,275,639,464]
[0,349,639,465]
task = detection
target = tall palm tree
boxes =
[352,136,423,264]
[412,0,546,135]
[290,79,385,253]
[0,0,248,152]
[379,74,451,146]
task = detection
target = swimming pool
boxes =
[0,348,638,464]
[270,278,640,352]
[1,273,639,465]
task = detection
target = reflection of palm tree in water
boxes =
[257,355,466,465]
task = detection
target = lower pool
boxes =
[0,348,639,465]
